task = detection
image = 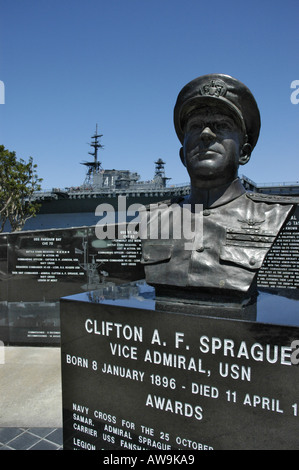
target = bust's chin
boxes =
[188,160,238,189]
[190,172,238,190]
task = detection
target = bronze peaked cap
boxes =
[173,74,261,149]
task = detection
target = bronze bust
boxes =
[141,74,297,305]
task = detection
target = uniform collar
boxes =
[183,178,246,209]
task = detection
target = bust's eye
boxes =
[189,122,205,131]
[214,121,234,131]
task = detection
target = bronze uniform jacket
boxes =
[141,179,297,296]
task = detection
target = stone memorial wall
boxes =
[0,225,143,345]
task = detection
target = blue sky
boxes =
[0,0,298,190]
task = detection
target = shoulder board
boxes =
[246,192,299,205]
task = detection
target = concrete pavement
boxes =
[0,346,62,428]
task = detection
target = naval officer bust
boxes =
[141,74,297,303]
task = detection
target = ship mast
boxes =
[153,158,171,187]
[81,125,104,188]
[89,124,104,171]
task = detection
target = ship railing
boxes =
[167,182,190,188]
[255,181,299,187]
[33,182,191,196]
[67,187,190,196]
[31,190,59,199]
[241,174,299,188]
[34,189,56,194]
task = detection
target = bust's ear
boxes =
[239,143,252,166]
[179,147,186,166]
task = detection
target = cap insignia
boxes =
[199,79,227,98]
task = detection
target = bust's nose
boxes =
[200,126,216,143]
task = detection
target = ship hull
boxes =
[36,187,190,214]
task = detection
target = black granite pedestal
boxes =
[60,282,299,450]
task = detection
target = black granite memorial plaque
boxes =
[258,205,299,289]
[0,224,143,345]
[60,285,299,450]
[0,233,8,344]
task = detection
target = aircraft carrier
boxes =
[26,126,299,231]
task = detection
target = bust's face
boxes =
[181,106,245,188]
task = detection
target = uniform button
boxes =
[143,255,150,261]
[203,210,211,216]
[196,247,204,252]
[249,257,256,266]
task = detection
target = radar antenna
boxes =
[81,124,104,187]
